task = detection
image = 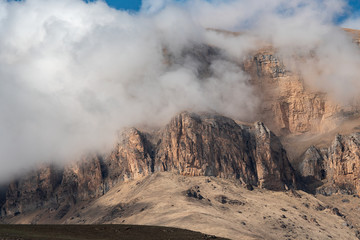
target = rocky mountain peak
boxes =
[1,111,296,217]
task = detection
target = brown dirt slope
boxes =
[2,172,358,240]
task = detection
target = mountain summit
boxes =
[2,28,360,240]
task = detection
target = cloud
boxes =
[141,0,173,14]
[0,0,359,182]
[0,0,257,181]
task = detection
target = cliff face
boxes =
[298,146,325,181]
[1,112,296,217]
[298,132,360,195]
[239,29,360,196]
[326,133,360,194]
[2,165,63,216]
[253,121,295,190]
[244,49,341,136]
[57,156,105,204]
[155,112,294,189]
[100,128,155,190]
[242,29,360,137]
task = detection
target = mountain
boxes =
[2,28,360,240]
[1,112,296,217]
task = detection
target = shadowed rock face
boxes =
[253,121,295,190]
[2,165,63,216]
[57,156,105,204]
[1,112,296,217]
[298,133,360,195]
[299,146,325,181]
[0,185,6,208]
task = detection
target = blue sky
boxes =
[104,0,360,23]
[104,0,360,11]
[105,0,142,11]
[336,0,360,23]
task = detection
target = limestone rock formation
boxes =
[298,132,360,195]
[325,133,360,194]
[1,164,63,216]
[103,128,154,185]
[244,49,340,136]
[166,29,360,137]
[155,112,259,180]
[298,146,325,181]
[0,112,296,217]
[253,121,295,190]
[57,156,105,204]
[155,112,295,190]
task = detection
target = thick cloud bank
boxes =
[0,0,359,181]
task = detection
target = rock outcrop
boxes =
[298,132,360,195]
[325,133,360,194]
[298,146,325,181]
[56,156,105,204]
[155,112,295,189]
[103,128,155,186]
[244,49,341,136]
[2,164,63,216]
[253,121,295,190]
[0,112,296,217]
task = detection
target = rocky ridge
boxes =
[0,112,295,217]
[239,28,360,197]
[1,28,360,240]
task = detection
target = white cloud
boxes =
[0,0,359,181]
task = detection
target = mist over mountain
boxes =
[0,0,360,182]
[3,1,360,239]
